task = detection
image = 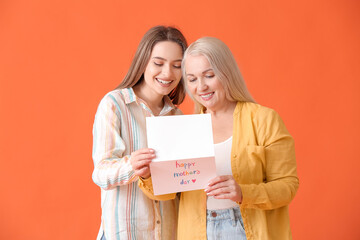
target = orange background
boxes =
[1,0,359,239]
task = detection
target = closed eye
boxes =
[154,62,163,66]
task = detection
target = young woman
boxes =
[92,26,187,240]
[138,37,299,240]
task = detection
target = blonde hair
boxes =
[116,26,188,105]
[182,37,255,112]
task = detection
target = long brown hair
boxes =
[116,26,188,105]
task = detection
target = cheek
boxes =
[144,65,158,78]
[187,84,197,95]
[173,69,182,81]
[143,66,151,81]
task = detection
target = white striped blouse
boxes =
[92,88,181,240]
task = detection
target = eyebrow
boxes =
[152,57,182,62]
[186,68,213,76]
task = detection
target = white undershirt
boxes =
[207,136,239,210]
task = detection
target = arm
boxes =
[138,176,177,201]
[205,108,298,209]
[92,94,141,190]
[240,108,299,210]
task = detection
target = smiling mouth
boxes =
[199,92,214,100]
[156,78,173,86]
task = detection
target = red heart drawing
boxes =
[192,179,196,183]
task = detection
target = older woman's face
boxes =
[185,54,229,112]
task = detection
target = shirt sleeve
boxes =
[240,108,299,210]
[92,94,136,190]
[138,177,177,201]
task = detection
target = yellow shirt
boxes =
[139,102,299,240]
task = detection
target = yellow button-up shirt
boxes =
[139,102,299,240]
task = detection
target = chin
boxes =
[157,88,173,96]
[199,100,214,108]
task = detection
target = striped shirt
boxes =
[92,88,181,240]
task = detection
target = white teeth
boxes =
[157,79,172,84]
[201,93,214,98]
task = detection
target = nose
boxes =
[161,64,172,78]
[198,78,208,91]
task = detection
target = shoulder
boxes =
[239,102,292,145]
[96,89,128,116]
[99,89,129,106]
[101,89,125,103]
[236,102,286,132]
[237,102,277,119]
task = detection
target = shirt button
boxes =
[211,212,217,217]
[233,154,237,158]
[156,220,161,224]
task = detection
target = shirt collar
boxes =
[160,95,176,115]
[120,87,176,115]
[119,87,137,104]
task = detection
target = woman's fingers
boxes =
[131,158,151,178]
[134,148,155,155]
[205,176,231,195]
[131,148,155,157]
[205,183,232,195]
[132,158,152,170]
[205,175,243,202]
[134,166,151,179]
[130,148,156,178]
[206,175,232,188]
[133,153,156,162]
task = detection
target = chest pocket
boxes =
[245,145,266,183]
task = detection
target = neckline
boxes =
[214,136,233,145]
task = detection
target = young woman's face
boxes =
[185,54,230,112]
[143,41,183,97]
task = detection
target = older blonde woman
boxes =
[137,37,299,240]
